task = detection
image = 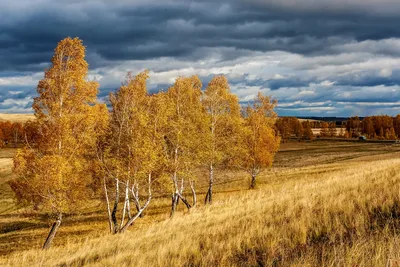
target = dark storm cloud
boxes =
[266,78,312,90]
[1,0,400,72]
[223,74,312,90]
[1,0,400,116]
[335,76,398,88]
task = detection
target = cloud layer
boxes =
[1,0,400,116]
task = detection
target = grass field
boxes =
[1,141,400,266]
[0,114,34,123]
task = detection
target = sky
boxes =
[1,0,400,117]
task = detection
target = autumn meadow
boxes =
[1,38,400,267]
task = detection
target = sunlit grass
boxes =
[1,142,400,266]
[0,114,34,123]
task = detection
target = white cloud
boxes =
[320,80,335,86]
[0,75,40,86]
[1,96,32,106]
[8,90,23,95]
[0,76,37,86]
[279,106,335,111]
[298,90,315,95]
[379,68,393,77]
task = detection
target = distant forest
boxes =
[277,115,400,140]
[2,114,399,149]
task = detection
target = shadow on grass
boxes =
[0,221,48,234]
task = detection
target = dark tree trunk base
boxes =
[42,213,62,250]
[250,174,257,189]
[190,181,196,207]
[178,194,192,210]
[205,165,214,204]
[204,187,212,204]
[170,193,179,217]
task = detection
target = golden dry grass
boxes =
[311,127,343,135]
[1,141,400,266]
[297,118,321,123]
[0,113,34,123]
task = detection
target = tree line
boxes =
[0,121,27,147]
[10,38,281,248]
[277,116,400,141]
[275,118,340,140]
[275,117,314,140]
[345,116,400,139]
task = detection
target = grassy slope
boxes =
[1,142,400,266]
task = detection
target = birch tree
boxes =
[11,37,107,249]
[163,76,208,216]
[239,92,280,189]
[202,75,242,204]
[98,71,166,233]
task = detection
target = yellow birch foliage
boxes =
[203,75,242,165]
[202,75,242,203]
[107,70,166,186]
[11,37,108,214]
[240,92,281,188]
[96,71,168,233]
[163,76,208,194]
